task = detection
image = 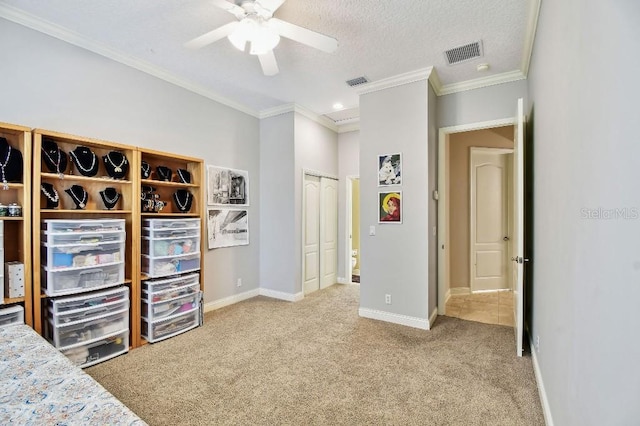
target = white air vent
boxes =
[346,76,369,87]
[444,41,483,65]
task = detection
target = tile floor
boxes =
[445,290,514,327]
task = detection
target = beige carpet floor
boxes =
[87,284,544,425]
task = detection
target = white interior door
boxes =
[320,177,337,289]
[470,149,511,292]
[303,175,320,294]
[512,98,525,357]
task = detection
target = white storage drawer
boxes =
[142,308,199,343]
[142,272,200,293]
[42,219,125,237]
[49,287,129,326]
[61,330,129,368]
[143,218,200,230]
[46,307,129,349]
[43,241,124,269]
[141,235,200,258]
[42,229,125,247]
[0,305,24,327]
[142,291,201,322]
[141,253,200,278]
[142,226,200,240]
[41,262,125,297]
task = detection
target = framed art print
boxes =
[378,191,402,224]
[207,165,249,206]
[378,153,401,186]
[207,208,249,249]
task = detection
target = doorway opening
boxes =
[346,176,360,284]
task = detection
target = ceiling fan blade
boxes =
[256,0,286,15]
[212,0,246,19]
[258,50,279,76]
[270,18,338,53]
[184,21,240,49]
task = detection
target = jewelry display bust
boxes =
[41,138,68,177]
[173,189,193,213]
[156,166,172,182]
[176,168,191,184]
[99,187,121,210]
[0,136,24,187]
[69,146,99,177]
[141,160,151,179]
[64,184,88,209]
[40,182,60,209]
[103,151,129,180]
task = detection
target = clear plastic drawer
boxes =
[142,227,200,239]
[43,241,124,269]
[142,291,200,322]
[42,230,125,247]
[61,330,129,368]
[142,308,199,343]
[141,253,200,278]
[41,262,125,296]
[46,307,129,349]
[49,287,129,326]
[141,235,200,258]
[143,218,200,230]
[0,305,24,327]
[142,273,200,294]
[43,219,125,238]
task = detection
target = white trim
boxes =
[204,288,260,312]
[437,117,517,317]
[439,289,452,315]
[302,168,339,181]
[450,287,471,296]
[358,308,430,330]
[530,336,555,426]
[355,67,433,96]
[345,175,354,286]
[0,4,260,119]
[259,103,339,133]
[336,277,348,284]
[428,308,438,328]
[259,288,304,302]
[438,70,526,96]
[337,122,360,134]
[522,0,542,77]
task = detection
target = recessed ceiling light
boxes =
[477,63,490,72]
[332,103,344,110]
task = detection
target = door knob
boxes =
[503,236,510,241]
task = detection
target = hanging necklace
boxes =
[0,145,12,190]
[41,184,59,202]
[42,146,64,178]
[68,186,87,209]
[177,169,191,184]
[105,152,127,174]
[69,148,97,175]
[141,162,150,178]
[174,190,191,211]
[101,188,120,204]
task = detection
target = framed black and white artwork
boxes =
[207,165,249,206]
[377,153,402,186]
[207,208,249,249]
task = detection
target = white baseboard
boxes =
[337,277,347,284]
[450,287,471,295]
[439,289,452,315]
[259,288,304,302]
[359,307,430,330]
[530,336,554,426]
[429,308,438,329]
[204,288,260,313]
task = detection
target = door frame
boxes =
[345,175,359,284]
[301,169,339,297]
[437,118,517,315]
[469,147,513,292]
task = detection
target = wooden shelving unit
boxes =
[0,122,32,326]
[32,130,139,347]
[137,148,205,346]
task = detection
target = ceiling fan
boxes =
[185,0,338,76]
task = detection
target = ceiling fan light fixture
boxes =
[228,16,280,55]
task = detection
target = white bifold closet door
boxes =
[303,174,337,295]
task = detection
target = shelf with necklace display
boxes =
[0,122,33,328]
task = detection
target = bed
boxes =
[0,324,145,425]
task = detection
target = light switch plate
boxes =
[369,226,376,236]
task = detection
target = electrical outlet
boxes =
[236,278,242,287]
[385,294,391,304]
[535,335,540,353]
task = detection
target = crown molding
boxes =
[337,122,360,134]
[521,0,542,77]
[259,103,339,133]
[428,68,444,96]
[0,4,260,119]
[437,70,526,96]
[355,67,434,96]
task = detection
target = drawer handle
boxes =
[80,235,104,242]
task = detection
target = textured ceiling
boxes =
[0,0,537,120]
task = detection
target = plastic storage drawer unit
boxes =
[46,307,129,349]
[141,253,200,278]
[142,307,199,343]
[143,218,200,230]
[142,291,201,322]
[41,262,125,296]
[142,235,200,258]
[0,305,24,327]
[48,287,129,326]
[61,330,129,368]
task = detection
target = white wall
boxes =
[0,19,261,304]
[259,113,295,294]
[337,130,359,281]
[527,1,640,424]
[359,80,430,323]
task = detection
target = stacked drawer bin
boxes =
[45,286,129,367]
[141,218,202,343]
[41,219,126,296]
[141,218,201,278]
[141,273,201,342]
